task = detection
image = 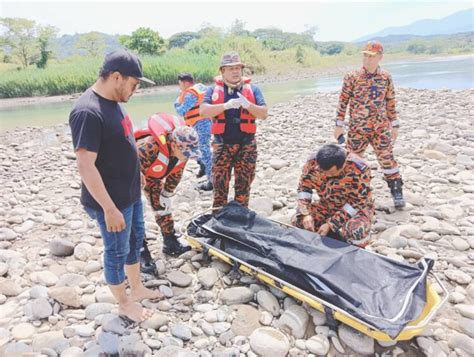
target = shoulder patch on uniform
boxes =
[159,135,166,145]
[348,153,369,171]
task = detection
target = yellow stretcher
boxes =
[181,214,449,342]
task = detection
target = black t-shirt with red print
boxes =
[69,88,140,211]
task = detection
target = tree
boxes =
[295,45,305,64]
[36,25,58,68]
[229,19,249,36]
[198,22,223,38]
[168,31,200,49]
[120,27,165,55]
[0,17,38,68]
[75,32,106,57]
[319,42,344,55]
[407,41,427,54]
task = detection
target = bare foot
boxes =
[118,301,153,322]
[130,285,164,302]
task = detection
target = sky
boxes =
[1,0,473,42]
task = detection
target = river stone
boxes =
[455,304,474,319]
[156,346,196,357]
[257,290,280,316]
[48,286,82,308]
[338,324,374,355]
[445,270,472,285]
[3,342,33,356]
[11,322,36,340]
[49,238,75,257]
[259,311,273,326]
[30,271,58,286]
[249,327,290,357]
[269,158,289,170]
[171,323,192,341]
[197,268,219,289]
[56,273,88,287]
[95,286,116,303]
[73,242,93,261]
[140,313,170,330]
[0,228,17,241]
[452,238,470,251]
[0,262,8,276]
[220,287,254,305]
[458,317,474,338]
[25,297,53,319]
[167,270,193,287]
[305,335,330,355]
[416,337,447,357]
[74,325,95,337]
[278,304,309,339]
[249,197,274,217]
[102,316,127,335]
[60,346,84,356]
[448,332,473,354]
[85,303,114,320]
[98,332,119,355]
[0,278,23,296]
[32,330,68,353]
[231,305,261,336]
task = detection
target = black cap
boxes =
[101,49,155,85]
[177,72,194,82]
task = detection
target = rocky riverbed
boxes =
[0,88,473,356]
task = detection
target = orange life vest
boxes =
[178,83,207,126]
[134,113,186,179]
[211,76,257,135]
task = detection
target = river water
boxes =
[0,55,472,132]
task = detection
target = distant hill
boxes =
[52,32,122,59]
[355,8,474,42]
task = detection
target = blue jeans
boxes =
[194,118,212,180]
[84,200,145,285]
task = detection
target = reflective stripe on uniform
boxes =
[383,167,399,175]
[172,115,185,127]
[391,120,400,127]
[157,152,169,165]
[298,191,312,200]
[156,117,172,132]
[343,203,358,217]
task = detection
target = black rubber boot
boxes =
[388,178,406,209]
[197,180,213,191]
[162,232,191,256]
[196,161,206,178]
[140,239,157,275]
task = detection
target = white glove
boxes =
[237,92,251,109]
[223,98,242,110]
[159,190,173,213]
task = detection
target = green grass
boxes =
[0,32,472,98]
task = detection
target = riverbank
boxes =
[0,88,473,356]
[1,53,471,110]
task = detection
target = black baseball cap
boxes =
[101,49,155,85]
[177,72,194,82]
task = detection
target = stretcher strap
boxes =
[324,306,339,332]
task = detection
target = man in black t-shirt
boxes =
[69,49,161,323]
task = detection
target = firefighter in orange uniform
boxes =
[200,52,268,209]
[292,144,375,247]
[135,113,200,273]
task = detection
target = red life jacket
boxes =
[211,76,257,135]
[134,113,186,179]
[178,83,207,126]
